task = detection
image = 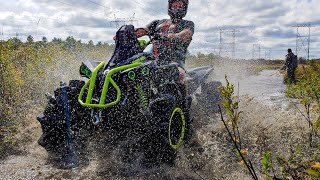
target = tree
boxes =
[27,35,34,44]
[7,37,22,50]
[197,52,205,59]
[64,36,77,50]
[42,36,48,44]
[88,40,94,48]
[52,37,62,44]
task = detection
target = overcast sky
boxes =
[0,0,319,59]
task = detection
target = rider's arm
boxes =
[284,55,290,67]
[167,21,194,43]
[113,27,148,40]
[167,28,193,43]
[133,20,160,39]
[135,28,148,38]
[140,20,160,37]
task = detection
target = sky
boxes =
[0,0,319,59]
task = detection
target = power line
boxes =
[85,0,105,8]
[132,0,145,7]
[53,0,76,8]
[53,0,140,27]
[53,0,105,17]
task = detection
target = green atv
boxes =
[37,25,220,168]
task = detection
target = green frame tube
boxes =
[78,61,142,108]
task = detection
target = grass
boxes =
[285,60,320,98]
[281,59,320,179]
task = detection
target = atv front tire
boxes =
[143,103,190,167]
[37,80,92,168]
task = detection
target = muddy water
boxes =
[234,70,288,108]
[0,66,307,180]
[210,61,290,108]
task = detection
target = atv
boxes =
[37,25,220,168]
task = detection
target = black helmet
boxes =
[168,0,189,19]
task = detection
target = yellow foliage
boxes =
[240,160,249,172]
[233,137,240,143]
[240,148,247,157]
[311,164,320,169]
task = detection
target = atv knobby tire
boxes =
[142,93,192,167]
[37,80,92,168]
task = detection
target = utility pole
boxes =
[0,26,4,106]
[219,30,222,56]
[15,25,21,40]
[252,44,261,60]
[1,26,4,40]
[265,50,272,60]
[295,24,311,60]
[129,13,138,26]
[219,28,238,58]
[110,13,138,28]
[110,14,125,28]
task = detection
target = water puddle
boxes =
[237,70,286,103]
[222,69,290,109]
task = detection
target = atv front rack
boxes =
[78,61,143,108]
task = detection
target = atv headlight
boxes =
[80,63,92,78]
[128,70,136,80]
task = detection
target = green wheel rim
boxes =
[168,107,186,150]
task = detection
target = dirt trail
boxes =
[0,65,310,180]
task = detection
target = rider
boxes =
[136,0,195,145]
[134,0,194,85]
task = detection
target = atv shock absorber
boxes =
[136,85,148,110]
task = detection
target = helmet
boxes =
[168,0,189,19]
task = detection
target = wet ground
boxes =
[235,70,287,107]
[0,67,308,180]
